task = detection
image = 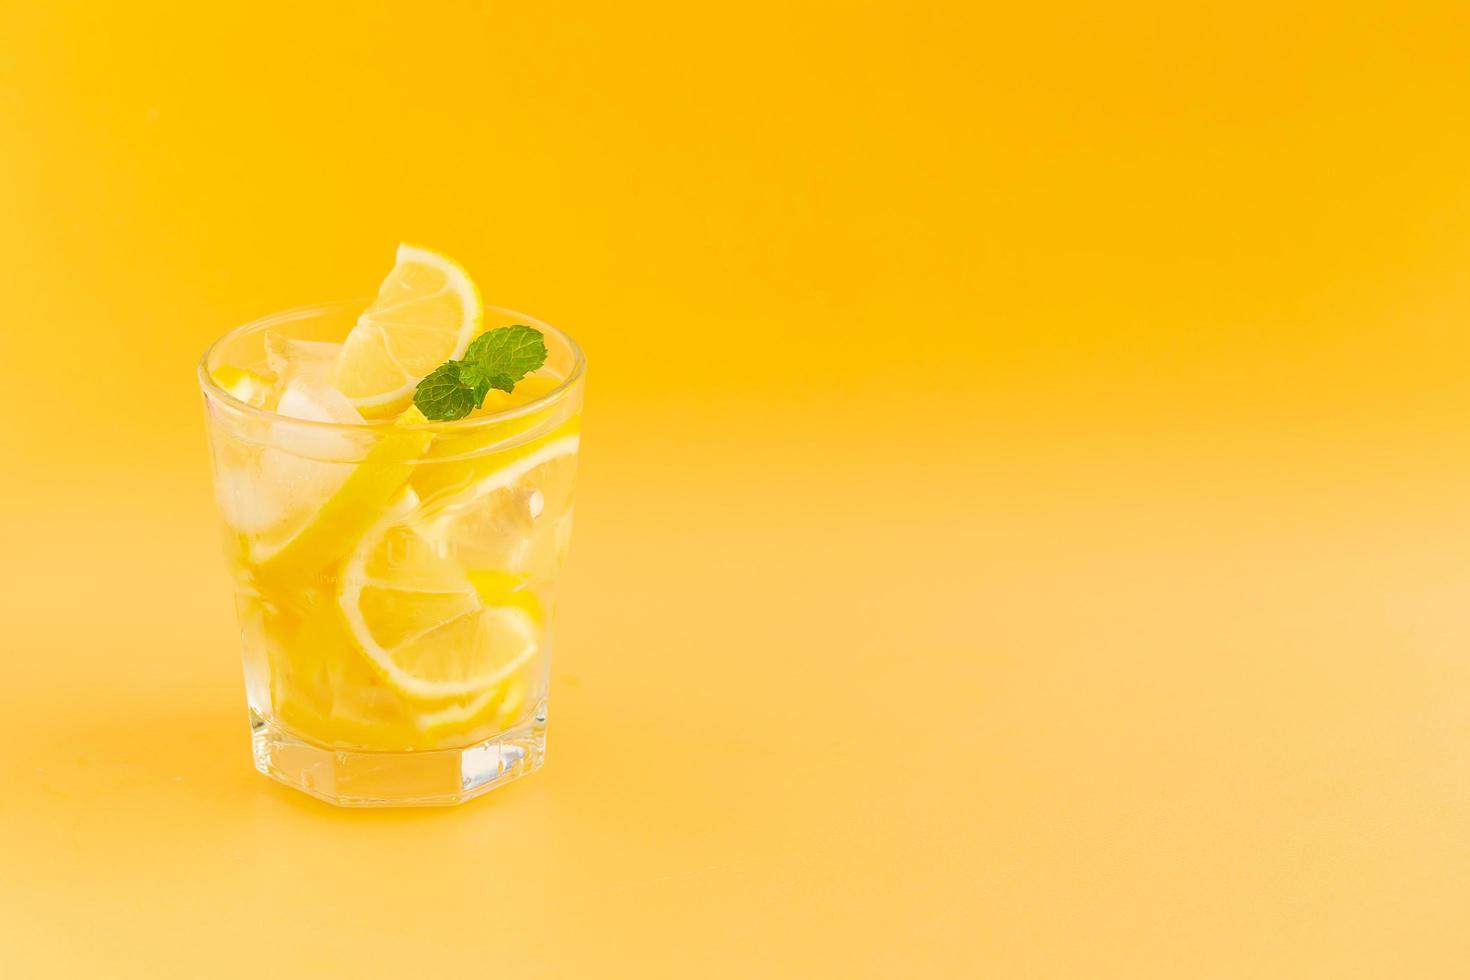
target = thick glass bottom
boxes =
[249,705,547,807]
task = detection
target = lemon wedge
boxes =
[333,243,482,417]
[338,493,540,701]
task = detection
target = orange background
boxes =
[4,2,1470,976]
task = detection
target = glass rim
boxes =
[197,298,586,433]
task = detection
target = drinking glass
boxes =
[198,300,584,806]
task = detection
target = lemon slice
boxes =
[409,413,579,503]
[333,243,482,417]
[339,495,541,701]
[414,673,530,740]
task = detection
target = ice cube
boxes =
[265,332,344,389]
[271,378,366,455]
[212,380,367,550]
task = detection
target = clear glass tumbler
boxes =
[198,300,584,806]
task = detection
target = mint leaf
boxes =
[414,362,481,421]
[457,362,514,397]
[412,325,550,421]
[463,325,548,392]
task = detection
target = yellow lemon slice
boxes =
[333,243,482,417]
[338,493,541,701]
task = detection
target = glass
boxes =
[198,300,585,806]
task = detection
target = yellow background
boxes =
[3,1,1470,975]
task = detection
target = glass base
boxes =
[249,706,547,807]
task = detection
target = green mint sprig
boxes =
[413,325,549,421]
